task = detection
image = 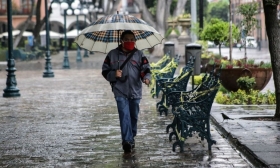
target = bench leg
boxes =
[169,131,178,142]
[206,120,216,151]
[155,84,161,98]
[166,116,178,133]
[158,105,168,116]
[172,140,184,152]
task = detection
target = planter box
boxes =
[219,68,272,92]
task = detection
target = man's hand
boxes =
[143,79,150,85]
[116,70,122,78]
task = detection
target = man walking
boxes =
[102,30,151,153]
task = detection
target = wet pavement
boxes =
[211,105,279,168]
[0,50,277,167]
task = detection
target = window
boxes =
[21,0,32,14]
[0,0,7,14]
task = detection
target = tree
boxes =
[33,0,53,43]
[13,0,35,48]
[207,0,229,22]
[107,0,122,15]
[184,0,209,22]
[135,0,188,56]
[262,0,280,118]
[200,18,239,56]
[173,0,187,16]
[13,0,53,47]
[237,2,258,61]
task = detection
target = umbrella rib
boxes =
[149,33,164,48]
[89,32,98,52]
[153,33,164,43]
[92,31,106,52]
[104,30,111,53]
[80,35,86,48]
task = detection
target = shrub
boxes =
[0,50,6,61]
[165,27,180,38]
[260,62,272,68]
[236,76,256,93]
[215,89,276,105]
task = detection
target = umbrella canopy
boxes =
[74,13,164,53]
[0,30,33,37]
[39,30,62,39]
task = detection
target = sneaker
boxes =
[122,141,132,153]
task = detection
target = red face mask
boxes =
[123,41,135,51]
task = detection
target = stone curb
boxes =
[210,115,269,167]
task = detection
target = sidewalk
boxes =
[0,50,278,167]
[210,105,279,167]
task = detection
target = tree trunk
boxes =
[173,0,188,17]
[33,0,43,41]
[33,0,56,45]
[156,0,171,33]
[134,0,156,28]
[13,0,35,48]
[108,0,121,15]
[154,0,172,56]
[263,0,280,118]
[164,0,172,30]
[135,0,168,57]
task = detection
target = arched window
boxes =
[0,1,7,15]
[22,0,32,14]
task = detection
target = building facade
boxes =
[231,0,268,47]
[0,0,141,38]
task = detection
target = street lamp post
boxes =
[72,2,82,62]
[88,4,95,55]
[51,0,72,69]
[82,7,89,58]
[60,2,73,69]
[3,0,20,97]
[67,0,89,62]
[43,0,55,77]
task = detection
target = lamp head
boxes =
[74,9,80,15]
[66,9,73,15]
[60,2,69,10]
[82,8,89,15]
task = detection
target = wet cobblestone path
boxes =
[0,54,252,167]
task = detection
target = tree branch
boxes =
[134,0,156,28]
[13,0,35,48]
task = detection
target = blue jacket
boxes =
[102,47,151,99]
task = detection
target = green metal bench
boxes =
[154,56,195,98]
[168,84,219,153]
[165,70,219,115]
[150,52,171,70]
[156,57,195,116]
[165,67,221,153]
[150,57,179,97]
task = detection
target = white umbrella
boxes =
[39,30,62,39]
[66,29,81,38]
[0,30,33,37]
[75,13,164,53]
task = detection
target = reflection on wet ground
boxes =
[0,69,251,167]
